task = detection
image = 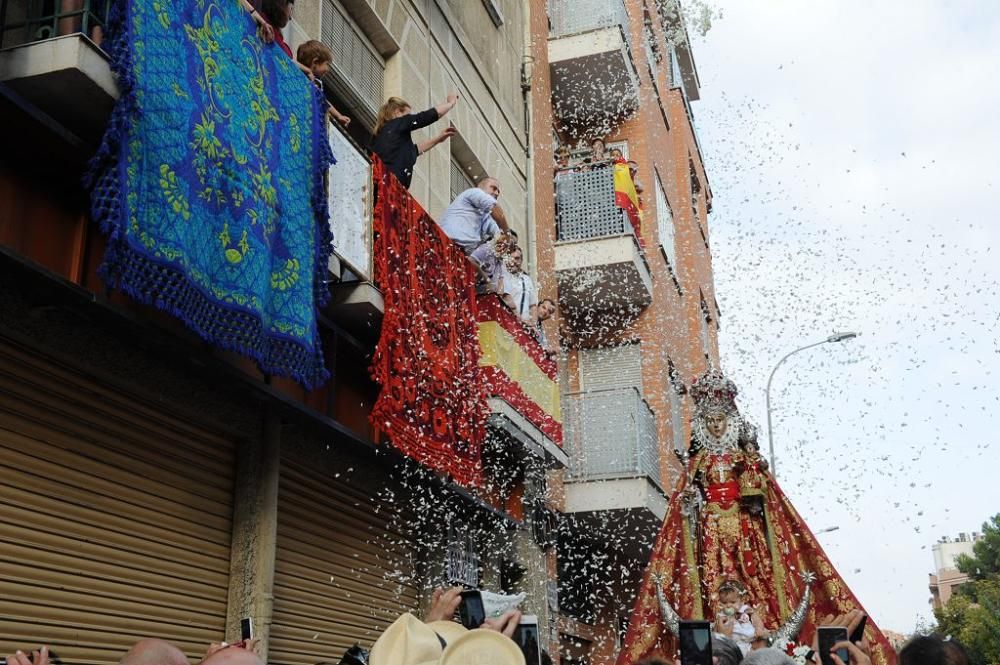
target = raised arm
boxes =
[435,92,460,118]
[417,125,457,155]
[240,0,274,43]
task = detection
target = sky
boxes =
[689,0,1000,633]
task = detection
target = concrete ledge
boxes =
[548,26,638,121]
[487,397,568,469]
[0,34,117,144]
[554,234,653,314]
[326,281,383,339]
[563,476,667,521]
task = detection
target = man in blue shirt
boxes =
[437,177,511,254]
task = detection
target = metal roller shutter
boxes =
[579,343,644,393]
[0,339,236,665]
[269,462,420,665]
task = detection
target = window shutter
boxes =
[322,0,384,126]
[579,343,643,394]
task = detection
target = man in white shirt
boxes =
[437,176,511,254]
[502,246,537,325]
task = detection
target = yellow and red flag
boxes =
[613,160,644,247]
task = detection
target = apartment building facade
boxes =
[0,0,720,663]
[529,0,720,662]
[928,533,982,610]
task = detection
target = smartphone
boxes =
[818,626,849,665]
[458,589,485,629]
[240,617,254,642]
[850,614,868,644]
[514,615,542,665]
[678,620,713,665]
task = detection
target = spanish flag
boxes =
[613,160,644,247]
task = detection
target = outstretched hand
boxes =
[254,16,274,43]
[482,609,521,638]
[5,646,50,665]
[830,640,872,665]
[439,126,458,141]
[425,587,463,624]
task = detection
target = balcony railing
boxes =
[562,387,661,489]
[0,0,110,48]
[548,0,632,51]
[554,164,635,243]
[327,121,373,280]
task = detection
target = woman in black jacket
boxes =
[371,93,459,188]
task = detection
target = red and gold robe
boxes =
[616,451,898,665]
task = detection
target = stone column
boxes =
[225,407,281,657]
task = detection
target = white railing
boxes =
[562,387,662,489]
[548,0,632,52]
[327,122,373,280]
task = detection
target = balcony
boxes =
[547,0,639,124]
[477,295,567,469]
[553,166,652,325]
[323,122,382,340]
[0,1,116,146]
[560,386,666,557]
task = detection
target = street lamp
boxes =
[765,332,859,478]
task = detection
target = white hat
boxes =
[427,620,469,646]
[369,613,444,665]
[437,629,526,665]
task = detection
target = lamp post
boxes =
[765,332,859,478]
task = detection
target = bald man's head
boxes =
[119,639,188,665]
[201,646,265,665]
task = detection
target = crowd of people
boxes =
[555,137,645,194]
[1,601,974,665]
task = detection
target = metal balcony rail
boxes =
[0,0,110,49]
[562,386,661,489]
[548,0,633,52]
[554,164,634,242]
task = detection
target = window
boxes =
[321,0,384,127]
[450,158,474,201]
[669,44,683,89]
[699,293,712,360]
[667,358,686,454]
[481,0,504,27]
[653,169,677,276]
[690,159,708,248]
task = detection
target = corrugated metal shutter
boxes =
[269,462,420,664]
[579,343,643,393]
[321,0,384,124]
[0,339,235,665]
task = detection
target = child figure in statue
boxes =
[714,579,768,657]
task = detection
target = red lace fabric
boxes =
[369,158,488,487]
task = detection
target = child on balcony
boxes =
[296,40,351,128]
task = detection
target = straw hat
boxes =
[427,620,469,646]
[369,613,444,665]
[437,629,526,665]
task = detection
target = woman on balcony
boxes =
[371,94,460,189]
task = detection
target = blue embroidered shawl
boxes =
[88,0,334,388]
